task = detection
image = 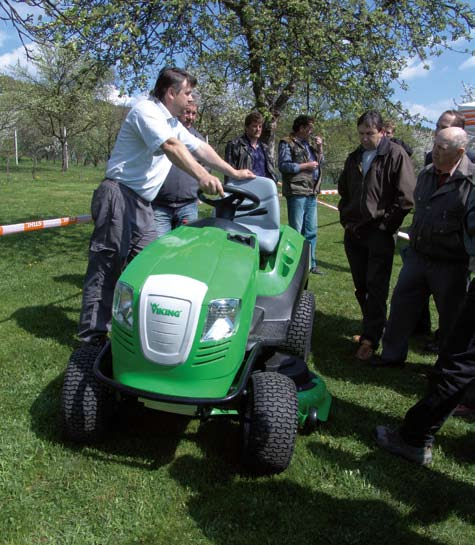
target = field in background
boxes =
[1,162,474,545]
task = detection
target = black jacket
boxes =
[338,137,416,234]
[410,154,475,262]
[224,135,278,183]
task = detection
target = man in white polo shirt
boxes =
[78,67,255,346]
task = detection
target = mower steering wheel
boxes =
[198,185,261,220]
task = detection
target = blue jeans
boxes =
[286,195,317,267]
[152,201,198,237]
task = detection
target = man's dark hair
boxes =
[152,67,197,101]
[245,111,264,127]
[440,110,465,129]
[292,114,315,133]
[357,110,384,131]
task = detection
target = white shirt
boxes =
[105,96,203,201]
[362,149,378,177]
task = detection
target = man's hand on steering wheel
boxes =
[198,174,225,197]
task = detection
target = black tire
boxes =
[241,372,298,475]
[61,345,114,442]
[280,290,315,360]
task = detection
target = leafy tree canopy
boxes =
[5,1,475,141]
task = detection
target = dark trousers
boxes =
[400,278,475,447]
[381,248,468,363]
[344,228,395,347]
[78,179,157,342]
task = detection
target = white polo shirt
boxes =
[105,96,203,202]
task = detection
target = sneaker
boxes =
[310,266,324,275]
[375,425,432,465]
[355,339,374,361]
[369,354,405,368]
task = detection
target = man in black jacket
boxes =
[225,111,278,184]
[338,110,416,360]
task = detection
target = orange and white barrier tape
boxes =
[0,215,92,236]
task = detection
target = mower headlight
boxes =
[201,298,240,341]
[112,281,134,330]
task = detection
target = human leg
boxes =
[343,230,369,318]
[362,229,395,348]
[78,181,156,343]
[174,201,199,228]
[152,204,174,237]
[286,196,305,234]
[301,196,317,268]
[380,250,430,363]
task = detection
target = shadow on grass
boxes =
[307,420,475,526]
[166,455,446,545]
[312,308,434,399]
[6,297,79,349]
[29,374,233,471]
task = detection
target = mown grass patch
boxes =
[1,164,474,545]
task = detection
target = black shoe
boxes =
[369,355,405,368]
[375,425,432,465]
[310,266,324,275]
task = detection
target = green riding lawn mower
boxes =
[61,176,332,475]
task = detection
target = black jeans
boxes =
[400,278,475,447]
[344,228,395,348]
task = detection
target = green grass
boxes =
[1,161,475,545]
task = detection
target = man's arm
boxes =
[278,140,318,173]
[162,138,224,196]
[194,141,255,181]
[380,152,416,233]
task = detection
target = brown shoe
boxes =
[355,339,374,361]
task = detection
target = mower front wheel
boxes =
[61,344,114,442]
[240,371,298,475]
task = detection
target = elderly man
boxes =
[338,110,416,360]
[225,111,278,183]
[374,127,475,367]
[425,110,475,165]
[78,67,254,346]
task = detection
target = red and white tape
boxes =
[0,215,92,236]
[1,189,409,241]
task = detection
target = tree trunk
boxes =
[61,127,69,171]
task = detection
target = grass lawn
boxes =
[1,161,474,545]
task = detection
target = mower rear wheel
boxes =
[241,371,298,475]
[280,290,315,360]
[61,344,114,442]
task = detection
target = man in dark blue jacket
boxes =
[152,95,206,236]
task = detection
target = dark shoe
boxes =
[452,404,475,418]
[310,266,324,275]
[355,339,374,361]
[369,355,405,368]
[375,425,432,465]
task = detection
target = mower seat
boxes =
[226,176,280,254]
